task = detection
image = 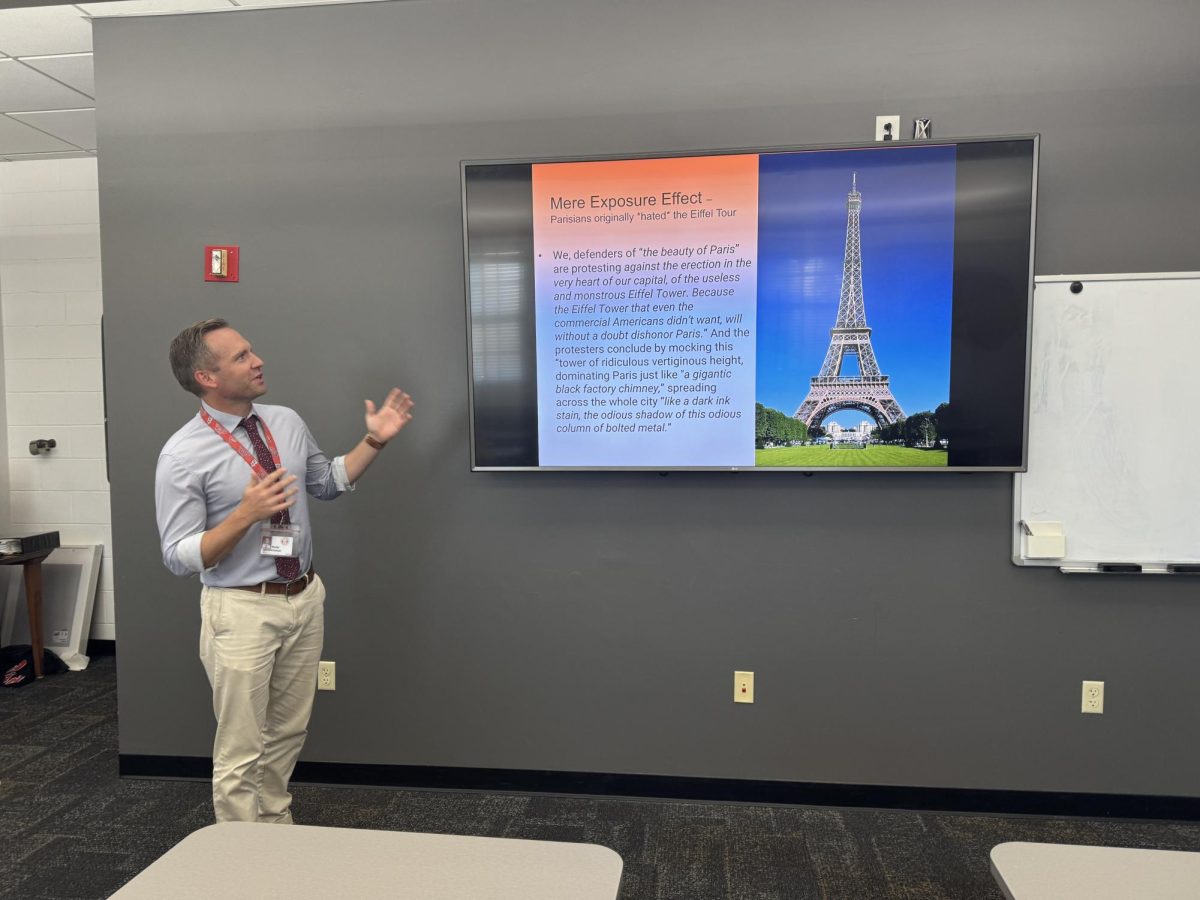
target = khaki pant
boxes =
[199,575,326,823]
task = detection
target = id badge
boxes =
[260,523,301,557]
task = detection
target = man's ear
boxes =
[193,369,216,391]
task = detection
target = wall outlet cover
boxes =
[734,670,754,704]
[318,660,336,691]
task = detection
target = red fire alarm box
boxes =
[204,245,240,282]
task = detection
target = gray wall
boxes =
[0,235,8,534]
[96,0,1200,796]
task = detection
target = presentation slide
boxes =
[466,137,1037,471]
[533,155,759,467]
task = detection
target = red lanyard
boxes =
[200,409,281,480]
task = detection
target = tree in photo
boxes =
[933,402,951,446]
[903,411,938,448]
[755,403,810,448]
[875,417,903,444]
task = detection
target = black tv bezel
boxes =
[461,133,1039,473]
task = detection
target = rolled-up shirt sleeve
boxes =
[304,421,353,498]
[155,453,209,576]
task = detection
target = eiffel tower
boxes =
[794,173,904,428]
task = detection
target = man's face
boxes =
[197,328,266,404]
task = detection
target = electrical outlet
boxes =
[318,660,336,691]
[734,671,755,704]
[1081,680,1103,714]
[875,115,901,142]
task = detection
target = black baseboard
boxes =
[117,755,1200,821]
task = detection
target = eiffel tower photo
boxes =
[794,174,904,428]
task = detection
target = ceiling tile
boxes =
[80,0,237,14]
[19,54,95,99]
[9,109,97,151]
[0,7,93,56]
[0,115,79,155]
[0,60,96,113]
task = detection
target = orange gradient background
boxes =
[533,154,759,268]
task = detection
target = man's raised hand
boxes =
[364,388,414,444]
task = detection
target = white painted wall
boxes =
[0,157,113,640]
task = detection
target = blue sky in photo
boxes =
[755,145,956,428]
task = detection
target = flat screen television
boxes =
[462,134,1038,471]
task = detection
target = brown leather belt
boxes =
[233,567,315,596]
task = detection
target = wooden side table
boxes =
[0,549,55,678]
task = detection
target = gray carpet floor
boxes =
[4,652,1200,899]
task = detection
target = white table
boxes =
[991,841,1200,900]
[110,822,623,900]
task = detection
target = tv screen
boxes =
[462,135,1037,471]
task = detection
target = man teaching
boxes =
[154,318,413,823]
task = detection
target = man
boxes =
[155,318,413,823]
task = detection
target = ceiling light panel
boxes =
[2,151,94,162]
[0,60,95,113]
[18,55,95,99]
[232,0,390,5]
[0,7,93,57]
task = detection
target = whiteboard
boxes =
[1014,273,1200,573]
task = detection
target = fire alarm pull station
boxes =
[204,245,240,282]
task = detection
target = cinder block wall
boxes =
[0,158,113,638]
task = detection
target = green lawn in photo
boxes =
[755,445,948,467]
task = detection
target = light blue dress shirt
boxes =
[155,401,352,587]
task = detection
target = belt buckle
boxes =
[284,571,310,597]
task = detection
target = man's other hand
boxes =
[239,469,298,522]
